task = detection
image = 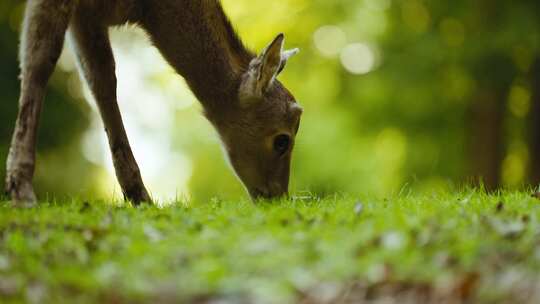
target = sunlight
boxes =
[71,28,195,202]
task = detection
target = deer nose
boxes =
[249,188,268,200]
[269,182,288,198]
[250,186,287,200]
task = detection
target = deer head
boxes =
[207,33,302,200]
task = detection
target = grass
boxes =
[1,190,540,303]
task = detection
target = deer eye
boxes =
[273,134,290,155]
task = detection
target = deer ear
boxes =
[239,33,299,102]
[256,33,285,91]
[277,48,300,75]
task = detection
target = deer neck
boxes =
[140,0,254,112]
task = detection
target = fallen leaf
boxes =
[454,272,480,301]
[0,276,20,296]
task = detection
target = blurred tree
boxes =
[467,53,515,190]
[529,58,540,185]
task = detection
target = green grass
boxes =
[1,190,540,303]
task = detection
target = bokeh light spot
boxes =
[441,66,474,102]
[502,141,528,187]
[364,0,392,11]
[401,0,431,33]
[340,43,377,75]
[508,85,531,118]
[313,25,347,58]
[439,18,465,47]
[512,46,535,72]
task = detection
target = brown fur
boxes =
[5,0,302,206]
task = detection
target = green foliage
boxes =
[1,191,540,302]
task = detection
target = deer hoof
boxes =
[5,176,37,208]
[124,186,152,206]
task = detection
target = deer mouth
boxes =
[250,187,271,200]
[249,187,287,200]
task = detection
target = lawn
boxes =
[1,190,540,303]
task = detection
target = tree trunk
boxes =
[529,58,540,186]
[467,54,515,190]
[467,89,506,190]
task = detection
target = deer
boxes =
[5,0,302,207]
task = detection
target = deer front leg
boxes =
[6,0,75,206]
[69,16,151,205]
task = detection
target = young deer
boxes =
[5,0,302,206]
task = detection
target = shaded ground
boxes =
[1,190,540,303]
